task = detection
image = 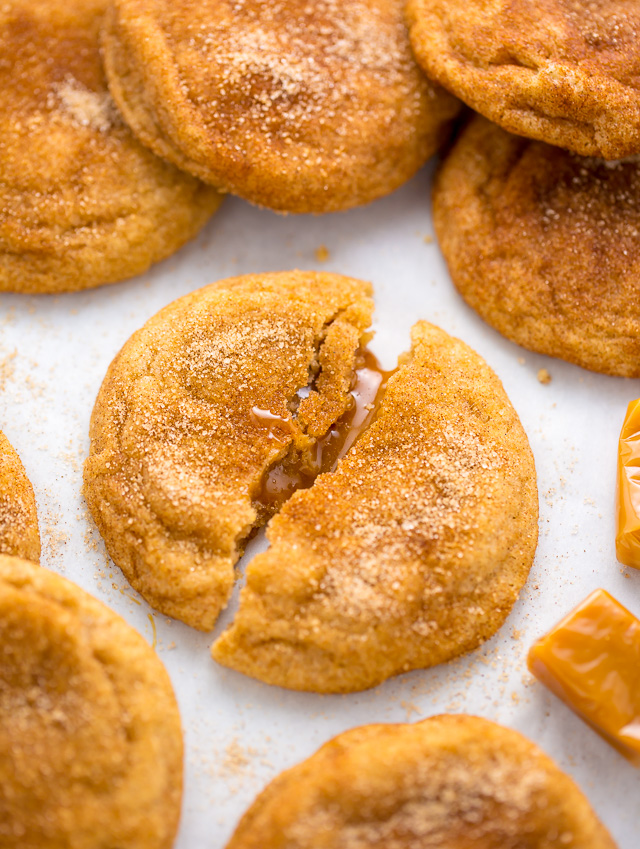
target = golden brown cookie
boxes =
[212,321,538,693]
[83,271,374,631]
[0,0,221,294]
[0,431,40,562]
[226,715,616,849]
[101,0,459,213]
[0,555,183,848]
[433,116,640,377]
[406,0,640,159]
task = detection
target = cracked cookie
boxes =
[0,555,183,849]
[212,321,538,693]
[101,0,459,213]
[0,0,221,294]
[83,271,374,631]
[406,0,640,159]
[433,116,640,377]
[0,432,40,562]
[225,715,615,849]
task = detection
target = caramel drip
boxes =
[254,349,394,511]
[249,407,294,446]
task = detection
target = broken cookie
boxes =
[0,431,40,562]
[83,271,373,630]
[212,321,538,692]
[85,272,538,689]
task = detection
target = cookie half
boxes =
[433,116,640,377]
[84,271,374,631]
[0,555,183,848]
[0,0,221,294]
[212,321,538,693]
[101,0,459,213]
[406,0,640,159]
[226,715,615,849]
[0,432,40,562]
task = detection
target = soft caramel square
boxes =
[529,589,640,766]
[617,398,640,569]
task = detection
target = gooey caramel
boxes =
[616,398,640,569]
[528,589,640,766]
[254,350,394,512]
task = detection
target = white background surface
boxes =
[1,161,639,847]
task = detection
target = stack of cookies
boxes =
[1,0,460,294]
[406,0,640,377]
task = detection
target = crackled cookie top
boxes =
[0,556,182,849]
[102,0,459,212]
[0,432,40,562]
[433,116,640,377]
[212,322,538,693]
[0,0,221,294]
[406,0,640,159]
[84,271,373,631]
[226,715,615,849]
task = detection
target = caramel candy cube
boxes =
[616,398,640,569]
[528,589,640,766]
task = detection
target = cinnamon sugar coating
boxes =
[0,0,221,294]
[226,715,615,849]
[0,555,183,849]
[101,0,459,213]
[433,116,640,377]
[0,432,40,562]
[212,322,538,693]
[83,272,373,631]
[406,0,640,159]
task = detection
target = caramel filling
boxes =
[254,349,394,512]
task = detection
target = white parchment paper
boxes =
[1,162,639,848]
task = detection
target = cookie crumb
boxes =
[537,368,552,384]
[423,234,434,244]
[315,245,330,262]
[400,700,422,719]
[0,349,17,391]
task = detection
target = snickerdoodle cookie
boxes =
[226,715,615,849]
[433,116,640,377]
[0,555,183,849]
[101,0,459,213]
[213,321,538,693]
[0,432,40,562]
[0,0,221,294]
[84,271,374,631]
[406,0,640,159]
